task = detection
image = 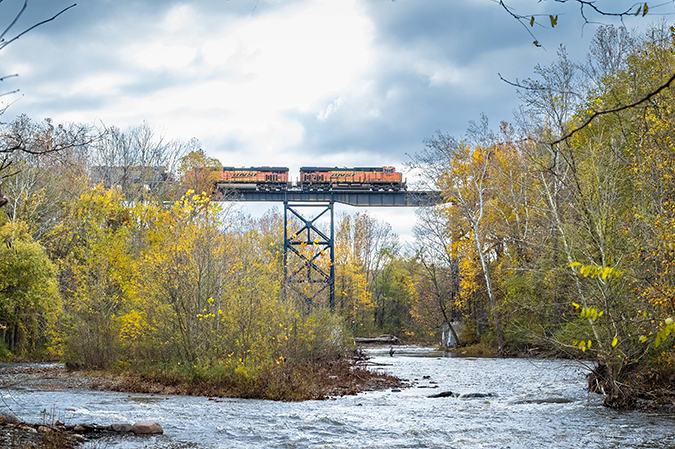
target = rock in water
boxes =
[512,397,572,405]
[0,410,19,424]
[132,421,163,435]
[459,393,495,399]
[110,423,133,433]
[428,391,458,398]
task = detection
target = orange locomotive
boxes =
[299,166,404,191]
[218,166,289,191]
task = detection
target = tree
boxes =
[335,213,373,330]
[413,118,507,354]
[0,116,92,242]
[496,1,675,145]
[0,220,59,356]
[55,185,134,368]
[498,1,671,47]
[89,122,190,202]
[412,206,461,340]
[0,2,78,204]
[178,146,222,195]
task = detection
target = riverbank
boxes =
[0,356,402,400]
[445,343,675,411]
[97,358,402,401]
[0,418,81,449]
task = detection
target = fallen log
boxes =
[354,335,400,344]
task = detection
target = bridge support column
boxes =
[283,201,335,310]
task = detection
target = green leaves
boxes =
[0,221,60,357]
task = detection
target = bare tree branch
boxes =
[550,70,675,145]
[497,0,675,47]
[497,0,548,47]
[0,3,76,51]
[0,89,19,98]
[0,0,27,43]
[499,72,581,98]
[566,0,646,18]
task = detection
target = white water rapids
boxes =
[3,347,675,448]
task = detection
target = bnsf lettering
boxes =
[232,172,257,177]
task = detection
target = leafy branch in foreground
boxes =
[497,0,671,47]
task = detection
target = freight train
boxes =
[217,166,405,192]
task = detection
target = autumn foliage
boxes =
[5,24,675,407]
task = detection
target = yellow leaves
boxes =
[635,2,648,16]
[549,14,558,28]
[118,309,150,343]
[612,337,618,347]
[569,262,622,280]
[655,318,675,347]
[573,339,592,352]
[572,302,603,321]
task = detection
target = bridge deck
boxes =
[212,189,443,207]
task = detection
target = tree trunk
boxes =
[474,228,505,354]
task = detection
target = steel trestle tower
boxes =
[283,201,335,310]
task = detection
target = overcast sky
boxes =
[1,0,671,243]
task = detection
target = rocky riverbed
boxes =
[4,350,675,448]
[0,364,174,447]
[0,359,401,448]
[0,362,122,391]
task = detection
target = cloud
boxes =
[4,0,376,166]
[0,0,663,241]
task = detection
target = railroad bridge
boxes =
[212,188,444,310]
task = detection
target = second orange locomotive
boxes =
[299,166,404,191]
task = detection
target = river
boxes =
[3,347,675,448]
